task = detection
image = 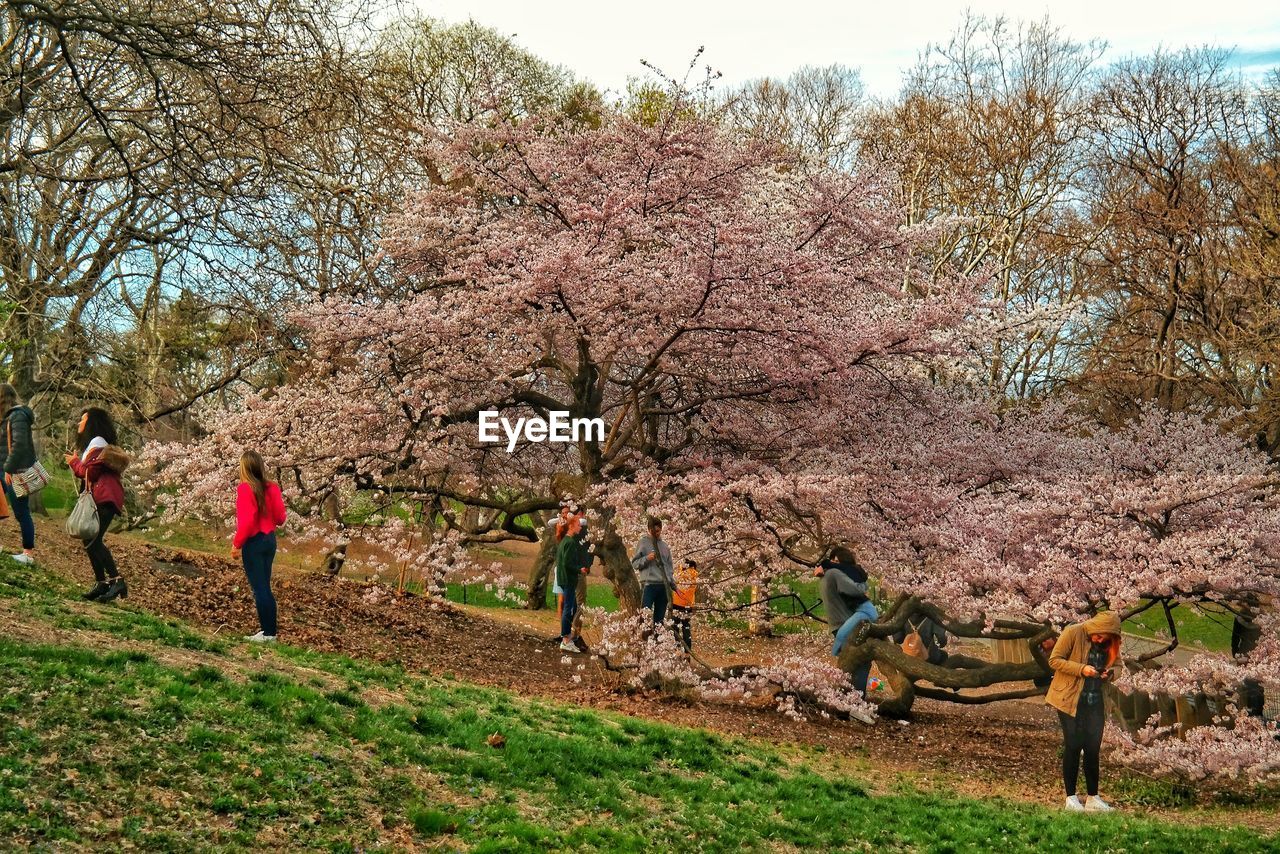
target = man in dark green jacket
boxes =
[556,522,591,654]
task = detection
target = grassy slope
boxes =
[0,557,1274,852]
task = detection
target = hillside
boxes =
[2,521,1279,850]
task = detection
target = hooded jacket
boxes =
[1046,612,1122,716]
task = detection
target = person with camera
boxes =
[556,514,592,654]
[631,516,674,624]
[1046,611,1123,812]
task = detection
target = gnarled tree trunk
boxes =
[525,524,558,610]
[748,584,774,637]
[594,526,641,611]
[838,595,1054,717]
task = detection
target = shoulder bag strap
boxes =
[78,446,99,491]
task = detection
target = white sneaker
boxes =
[559,639,578,653]
[1084,795,1114,812]
[10,553,33,565]
[245,631,277,643]
[1064,795,1085,811]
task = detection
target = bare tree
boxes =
[0,0,352,414]
[726,63,864,170]
[860,14,1103,399]
[0,3,586,436]
[1073,48,1252,418]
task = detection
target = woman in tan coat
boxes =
[1046,611,1122,812]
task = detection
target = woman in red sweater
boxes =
[232,450,287,642]
[65,408,129,602]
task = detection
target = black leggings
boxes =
[671,605,692,651]
[1058,697,1105,797]
[86,503,119,583]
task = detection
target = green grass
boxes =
[1125,602,1234,653]
[26,455,77,512]
[1110,775,1198,808]
[0,556,228,654]
[442,578,623,612]
[0,635,1273,852]
[1,555,1278,851]
[132,520,227,554]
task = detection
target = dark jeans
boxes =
[3,479,34,550]
[560,578,578,639]
[671,605,692,651]
[86,504,118,582]
[242,532,278,636]
[1058,695,1105,797]
[641,583,668,624]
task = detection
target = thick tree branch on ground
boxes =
[913,685,1048,704]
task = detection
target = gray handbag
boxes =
[66,483,100,542]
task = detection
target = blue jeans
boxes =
[242,532,278,636]
[641,583,668,624]
[832,600,879,693]
[560,578,578,639]
[3,479,34,550]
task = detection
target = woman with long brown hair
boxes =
[232,450,287,642]
[66,407,128,601]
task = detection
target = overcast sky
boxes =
[415,0,1280,96]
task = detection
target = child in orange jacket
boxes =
[670,560,698,651]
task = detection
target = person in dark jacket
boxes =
[893,614,949,665]
[66,407,128,602]
[0,384,37,564]
[816,546,879,693]
[558,505,592,652]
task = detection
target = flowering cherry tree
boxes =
[142,91,1280,781]
[146,91,976,603]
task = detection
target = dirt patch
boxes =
[150,556,204,579]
